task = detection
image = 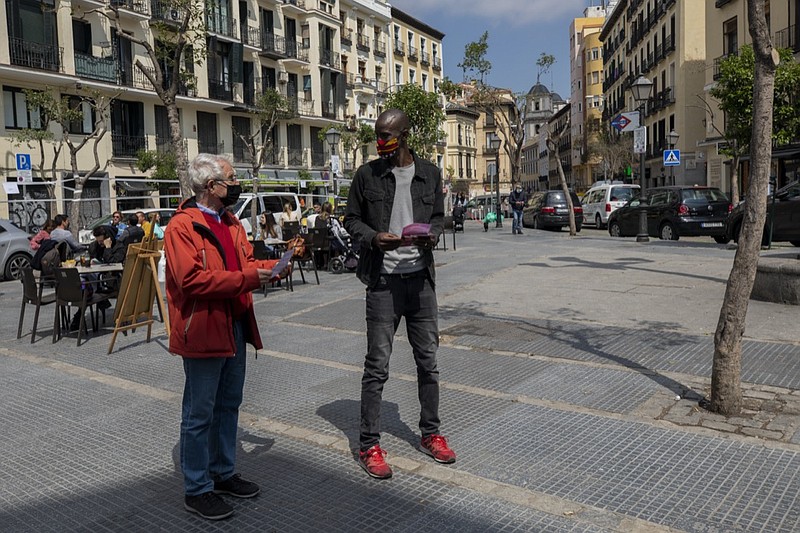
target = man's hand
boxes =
[372,232,402,251]
[412,234,436,250]
[103,237,112,249]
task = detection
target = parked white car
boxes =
[581,182,640,229]
[0,219,33,281]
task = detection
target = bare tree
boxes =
[546,115,578,235]
[710,0,777,415]
[588,122,636,182]
[88,0,206,197]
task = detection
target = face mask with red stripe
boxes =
[376,137,400,159]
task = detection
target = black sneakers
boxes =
[184,492,234,520]
[214,473,260,498]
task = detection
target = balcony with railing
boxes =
[374,38,386,57]
[150,1,183,24]
[208,79,233,101]
[357,33,370,52]
[111,0,150,16]
[311,150,325,167]
[375,79,388,94]
[9,38,62,72]
[281,0,306,13]
[407,45,418,60]
[421,51,430,66]
[156,138,188,155]
[119,66,156,90]
[74,52,117,83]
[664,34,675,54]
[285,40,309,62]
[199,140,225,155]
[483,144,498,155]
[242,26,261,48]
[341,28,353,46]
[321,101,342,120]
[432,56,441,71]
[261,32,286,58]
[112,133,147,158]
[393,39,405,56]
[775,25,799,53]
[288,96,314,117]
[713,51,737,80]
[319,48,340,70]
[207,13,238,40]
[287,147,305,166]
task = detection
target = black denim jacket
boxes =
[344,151,444,288]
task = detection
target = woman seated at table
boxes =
[258,212,282,242]
[279,202,299,227]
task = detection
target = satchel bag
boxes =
[286,235,306,258]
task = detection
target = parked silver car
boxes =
[0,219,33,281]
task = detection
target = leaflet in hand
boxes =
[400,223,432,246]
[270,248,294,279]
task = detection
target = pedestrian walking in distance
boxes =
[345,109,457,479]
[164,153,290,520]
[509,184,527,235]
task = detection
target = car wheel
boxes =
[791,240,800,247]
[609,221,622,237]
[660,222,679,241]
[4,252,31,281]
[595,214,604,229]
[714,236,730,244]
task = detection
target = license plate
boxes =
[556,209,567,214]
[701,222,723,228]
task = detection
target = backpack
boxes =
[31,239,65,277]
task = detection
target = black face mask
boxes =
[220,184,242,207]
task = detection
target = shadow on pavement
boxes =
[317,399,418,456]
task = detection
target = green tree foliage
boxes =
[317,121,375,172]
[457,31,491,83]
[536,53,556,85]
[136,150,178,189]
[384,84,445,160]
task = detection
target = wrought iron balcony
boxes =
[111,0,150,16]
[112,133,147,158]
[713,51,737,80]
[407,45,418,60]
[242,26,261,48]
[261,32,286,58]
[207,13,238,39]
[393,39,405,56]
[288,97,314,117]
[357,34,370,51]
[119,66,156,90]
[287,147,304,166]
[74,52,117,83]
[319,48,340,69]
[321,101,341,120]
[373,38,386,57]
[199,141,225,155]
[421,51,430,66]
[341,28,353,45]
[150,1,183,23]
[208,79,233,101]
[9,38,62,72]
[285,40,309,62]
[774,25,799,53]
[432,56,441,71]
[311,151,325,167]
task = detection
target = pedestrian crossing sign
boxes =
[664,149,680,166]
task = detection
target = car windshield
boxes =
[610,187,639,201]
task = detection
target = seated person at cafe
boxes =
[50,214,87,255]
[88,226,126,265]
[119,214,145,245]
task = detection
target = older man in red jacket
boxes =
[164,154,288,520]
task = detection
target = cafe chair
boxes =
[51,267,113,346]
[282,221,301,241]
[17,267,57,344]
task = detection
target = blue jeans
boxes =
[361,272,440,450]
[512,210,523,232]
[180,320,246,496]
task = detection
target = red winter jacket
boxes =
[164,198,278,358]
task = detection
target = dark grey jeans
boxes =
[360,271,440,450]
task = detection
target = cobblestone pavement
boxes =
[1,222,799,532]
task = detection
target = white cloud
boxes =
[391,0,587,26]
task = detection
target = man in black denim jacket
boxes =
[344,109,455,480]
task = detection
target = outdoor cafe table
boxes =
[74,263,124,275]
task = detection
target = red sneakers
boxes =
[420,435,456,464]
[358,444,393,479]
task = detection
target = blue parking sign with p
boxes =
[16,154,31,171]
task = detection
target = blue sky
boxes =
[390,0,595,98]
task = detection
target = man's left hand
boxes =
[413,234,436,250]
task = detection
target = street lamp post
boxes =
[630,76,654,243]
[667,129,679,186]
[325,127,341,207]
[490,135,503,228]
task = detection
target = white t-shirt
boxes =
[381,162,423,274]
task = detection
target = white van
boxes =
[231,192,301,237]
[581,182,640,228]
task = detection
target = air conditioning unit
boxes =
[278,71,288,84]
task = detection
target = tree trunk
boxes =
[554,143,577,236]
[730,152,740,205]
[68,153,83,238]
[711,0,775,416]
[168,102,191,198]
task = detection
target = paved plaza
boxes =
[2,221,800,532]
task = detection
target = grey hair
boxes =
[188,153,233,194]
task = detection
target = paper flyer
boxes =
[270,248,295,279]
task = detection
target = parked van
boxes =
[581,182,640,228]
[231,192,301,237]
[466,194,498,220]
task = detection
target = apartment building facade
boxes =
[703,0,800,196]
[1,0,446,231]
[520,83,567,192]
[443,102,478,194]
[569,6,608,192]
[600,0,707,190]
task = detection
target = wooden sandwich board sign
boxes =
[107,219,169,354]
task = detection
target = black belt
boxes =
[383,269,427,279]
